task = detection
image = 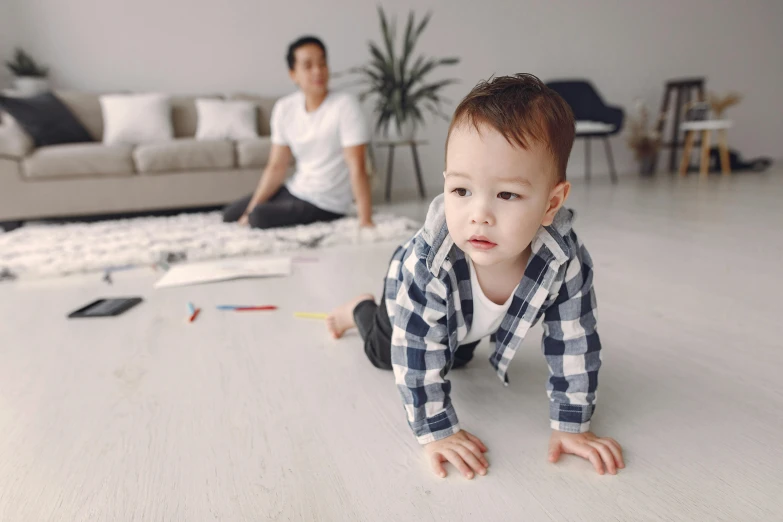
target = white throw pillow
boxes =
[100,93,173,145]
[195,99,258,140]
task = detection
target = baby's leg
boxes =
[326,294,375,339]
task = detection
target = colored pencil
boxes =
[187,302,196,315]
[217,305,277,311]
[294,312,328,320]
[188,308,201,323]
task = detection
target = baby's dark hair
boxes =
[447,73,575,183]
[286,36,327,71]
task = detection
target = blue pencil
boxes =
[187,302,196,315]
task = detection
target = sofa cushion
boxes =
[172,95,222,138]
[0,115,34,159]
[55,91,106,141]
[100,93,174,145]
[229,94,276,136]
[133,139,235,174]
[23,143,134,179]
[236,137,272,168]
[0,92,94,147]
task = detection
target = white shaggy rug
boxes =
[0,213,419,282]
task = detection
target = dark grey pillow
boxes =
[0,92,93,147]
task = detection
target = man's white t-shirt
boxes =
[270,90,370,215]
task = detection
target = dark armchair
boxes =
[546,80,624,183]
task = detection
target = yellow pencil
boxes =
[294,312,328,320]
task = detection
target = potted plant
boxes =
[347,7,459,140]
[5,48,50,96]
[627,100,662,176]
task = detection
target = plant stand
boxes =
[374,139,428,202]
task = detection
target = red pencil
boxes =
[188,308,201,322]
[233,306,278,311]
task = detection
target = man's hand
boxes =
[238,212,250,226]
[359,219,375,228]
[548,431,624,475]
[424,430,489,479]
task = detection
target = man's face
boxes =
[444,122,569,268]
[289,44,329,96]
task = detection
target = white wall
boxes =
[0,0,18,89]
[4,0,782,195]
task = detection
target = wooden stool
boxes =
[654,78,706,173]
[679,120,733,178]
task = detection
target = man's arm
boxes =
[241,144,292,221]
[343,144,373,227]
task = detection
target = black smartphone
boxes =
[68,297,143,318]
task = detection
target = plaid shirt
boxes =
[385,195,601,444]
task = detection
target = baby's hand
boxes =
[424,430,489,479]
[548,431,625,475]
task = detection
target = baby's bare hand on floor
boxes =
[548,430,625,475]
[424,430,489,479]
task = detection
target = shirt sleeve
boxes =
[388,250,460,445]
[339,95,370,148]
[270,99,287,146]
[541,234,602,434]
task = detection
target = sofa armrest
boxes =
[0,117,34,159]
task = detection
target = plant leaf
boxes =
[399,11,416,89]
[377,6,397,81]
[414,12,432,42]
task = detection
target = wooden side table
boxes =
[374,139,428,202]
[679,120,733,178]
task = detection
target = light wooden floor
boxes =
[1,172,782,521]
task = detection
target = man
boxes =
[223,36,373,228]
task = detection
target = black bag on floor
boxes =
[687,148,772,173]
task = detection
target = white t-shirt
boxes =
[461,258,519,345]
[270,90,370,214]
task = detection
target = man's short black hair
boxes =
[286,36,327,70]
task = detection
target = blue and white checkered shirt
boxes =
[385,195,601,444]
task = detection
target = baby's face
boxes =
[444,122,565,269]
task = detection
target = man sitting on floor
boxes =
[223,35,373,229]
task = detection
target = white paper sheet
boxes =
[154,257,291,288]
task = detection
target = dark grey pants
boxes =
[222,187,343,229]
[354,298,479,370]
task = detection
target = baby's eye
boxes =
[498,191,520,200]
[453,188,472,197]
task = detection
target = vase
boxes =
[13,77,49,96]
[385,117,416,142]
[639,157,655,177]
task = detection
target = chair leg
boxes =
[700,130,711,179]
[718,129,731,176]
[680,131,694,176]
[385,145,395,202]
[603,137,618,184]
[584,137,591,181]
[410,142,426,199]
[669,87,684,173]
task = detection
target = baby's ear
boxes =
[542,181,571,226]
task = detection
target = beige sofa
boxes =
[0,91,278,224]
